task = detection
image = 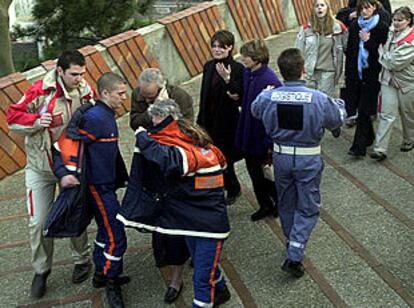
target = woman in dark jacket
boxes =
[197,30,244,204]
[345,0,388,157]
[235,39,281,221]
[337,0,391,27]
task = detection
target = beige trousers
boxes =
[25,168,90,274]
[373,85,414,154]
[307,70,337,98]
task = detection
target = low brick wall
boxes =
[0,0,346,180]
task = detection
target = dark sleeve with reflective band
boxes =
[136,132,184,176]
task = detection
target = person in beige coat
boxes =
[295,0,347,98]
[371,7,414,161]
[7,50,93,298]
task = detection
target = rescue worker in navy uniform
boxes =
[53,73,129,307]
[251,48,346,277]
[118,99,231,307]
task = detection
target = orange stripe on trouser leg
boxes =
[89,185,116,275]
[209,240,222,303]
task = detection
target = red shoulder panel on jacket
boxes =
[397,27,414,46]
[338,21,347,32]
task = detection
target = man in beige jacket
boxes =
[7,50,94,298]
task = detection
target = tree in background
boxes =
[0,0,15,77]
[14,0,155,59]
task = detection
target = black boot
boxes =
[214,284,231,306]
[92,270,130,288]
[106,279,125,308]
[31,270,51,298]
[281,259,305,278]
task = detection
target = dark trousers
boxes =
[245,155,277,210]
[223,162,240,198]
[152,233,189,266]
[350,110,375,155]
[185,237,225,307]
[88,184,127,278]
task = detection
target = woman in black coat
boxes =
[345,0,389,157]
[337,0,391,27]
[197,30,244,204]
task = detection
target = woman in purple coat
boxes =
[235,40,282,221]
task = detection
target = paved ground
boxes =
[1,10,413,308]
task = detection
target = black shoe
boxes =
[72,262,91,284]
[347,149,365,158]
[225,191,241,205]
[31,270,51,298]
[164,284,183,304]
[250,207,273,221]
[331,128,341,138]
[214,284,231,306]
[92,270,131,288]
[106,279,125,308]
[370,151,387,161]
[281,259,305,278]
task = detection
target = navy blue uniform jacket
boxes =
[118,116,230,239]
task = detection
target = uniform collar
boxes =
[283,80,307,87]
[96,100,115,115]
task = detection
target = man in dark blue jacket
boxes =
[53,73,129,308]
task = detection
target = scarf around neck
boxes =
[357,14,380,79]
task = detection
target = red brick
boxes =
[0,129,26,168]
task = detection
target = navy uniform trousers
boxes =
[88,184,127,278]
[185,237,226,308]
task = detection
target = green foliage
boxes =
[14,0,155,59]
[13,53,41,72]
[137,0,155,15]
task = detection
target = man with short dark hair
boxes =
[251,48,346,278]
[54,72,129,308]
[7,50,94,298]
[130,68,194,130]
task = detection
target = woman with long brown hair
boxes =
[345,0,388,157]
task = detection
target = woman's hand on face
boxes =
[359,30,371,42]
[216,62,232,83]
[349,11,357,19]
[226,91,239,101]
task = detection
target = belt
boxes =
[273,143,321,155]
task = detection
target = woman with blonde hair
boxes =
[295,0,347,98]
